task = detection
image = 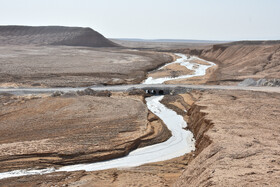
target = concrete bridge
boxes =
[0,84,279,95]
[145,89,166,95]
[138,86,193,95]
[93,84,280,95]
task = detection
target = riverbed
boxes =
[143,53,216,84]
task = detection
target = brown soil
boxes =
[148,63,194,79]
[165,60,218,85]
[0,94,171,172]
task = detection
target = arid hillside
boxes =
[171,41,280,85]
[202,42,280,84]
[0,26,118,47]
[175,90,280,186]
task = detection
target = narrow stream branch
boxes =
[143,53,216,84]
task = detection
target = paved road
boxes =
[92,84,280,93]
[0,84,280,95]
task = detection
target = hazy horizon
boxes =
[1,0,280,41]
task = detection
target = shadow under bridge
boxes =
[139,86,192,95]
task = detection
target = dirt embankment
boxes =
[0,26,118,47]
[0,93,171,173]
[172,41,280,85]
[174,90,280,186]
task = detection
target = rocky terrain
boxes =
[239,78,280,87]
[0,26,118,47]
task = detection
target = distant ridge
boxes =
[217,40,280,46]
[113,38,229,44]
[0,25,118,47]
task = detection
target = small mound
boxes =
[0,25,119,47]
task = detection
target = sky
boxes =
[0,0,280,41]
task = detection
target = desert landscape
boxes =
[0,4,280,186]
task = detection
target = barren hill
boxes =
[174,41,280,85]
[0,26,118,47]
[203,42,280,83]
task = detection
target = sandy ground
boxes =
[0,45,173,87]
[165,64,218,85]
[149,63,194,79]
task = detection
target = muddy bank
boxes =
[0,93,171,173]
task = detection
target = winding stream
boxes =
[0,54,215,180]
[143,53,216,84]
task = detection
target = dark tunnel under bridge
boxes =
[145,89,169,95]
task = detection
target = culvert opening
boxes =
[158,90,164,95]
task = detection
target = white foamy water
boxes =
[0,96,195,180]
[0,168,56,180]
[142,53,216,84]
